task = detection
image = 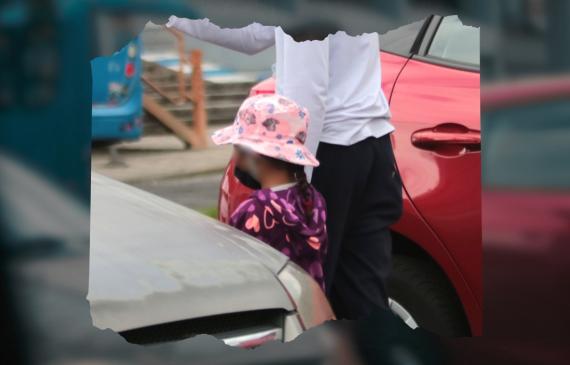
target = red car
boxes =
[218,15,482,336]
[482,75,570,338]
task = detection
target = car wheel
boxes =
[387,255,470,337]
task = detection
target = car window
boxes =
[427,15,480,67]
[380,19,424,55]
[483,99,570,189]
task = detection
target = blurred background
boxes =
[1,0,570,364]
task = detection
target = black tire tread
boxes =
[388,255,470,337]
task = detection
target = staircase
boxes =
[142,61,256,135]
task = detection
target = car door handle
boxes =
[411,123,480,152]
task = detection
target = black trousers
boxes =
[312,135,403,320]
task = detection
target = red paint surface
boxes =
[482,74,570,110]
[483,190,570,336]
[389,58,482,334]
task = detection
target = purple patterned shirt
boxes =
[230,183,328,289]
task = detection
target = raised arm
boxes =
[165,16,276,55]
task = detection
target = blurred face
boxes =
[233,145,264,180]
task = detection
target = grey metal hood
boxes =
[88,173,292,332]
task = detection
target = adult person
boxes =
[166,16,402,320]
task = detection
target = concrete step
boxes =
[142,60,255,134]
[144,87,250,102]
[144,93,243,112]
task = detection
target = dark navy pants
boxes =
[312,134,403,320]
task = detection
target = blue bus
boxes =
[91,36,143,141]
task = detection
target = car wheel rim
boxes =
[389,298,419,329]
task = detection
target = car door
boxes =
[389,15,482,305]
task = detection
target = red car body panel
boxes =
[482,75,570,110]
[388,58,482,334]
[380,52,412,99]
[484,191,570,253]
[483,190,570,336]
[219,51,483,335]
[482,76,570,337]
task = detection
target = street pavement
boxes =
[91,134,232,184]
[132,173,223,211]
[92,134,232,211]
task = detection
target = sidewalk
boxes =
[91,134,232,183]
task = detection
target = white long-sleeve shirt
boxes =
[166,16,393,172]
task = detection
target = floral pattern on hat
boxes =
[211,94,318,167]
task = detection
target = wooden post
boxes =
[189,49,208,147]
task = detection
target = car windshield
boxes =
[483,98,570,190]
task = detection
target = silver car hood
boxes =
[88,173,292,332]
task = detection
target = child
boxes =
[212,94,327,289]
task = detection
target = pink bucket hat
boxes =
[212,94,319,167]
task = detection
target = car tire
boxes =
[387,255,470,337]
